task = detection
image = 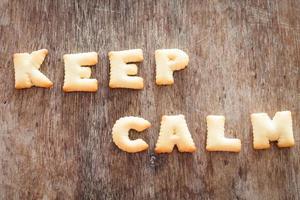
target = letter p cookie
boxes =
[155,49,189,85]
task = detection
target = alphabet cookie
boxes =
[155,115,196,153]
[155,49,189,85]
[13,49,53,89]
[109,49,144,89]
[63,52,98,92]
[251,111,294,149]
[206,115,241,152]
[112,116,151,153]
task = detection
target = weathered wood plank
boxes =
[0,0,299,199]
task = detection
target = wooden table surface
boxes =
[0,0,299,199]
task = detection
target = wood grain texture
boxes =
[0,0,299,199]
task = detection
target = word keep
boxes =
[13,48,189,91]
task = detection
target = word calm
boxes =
[112,112,294,153]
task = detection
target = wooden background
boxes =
[0,0,299,199]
